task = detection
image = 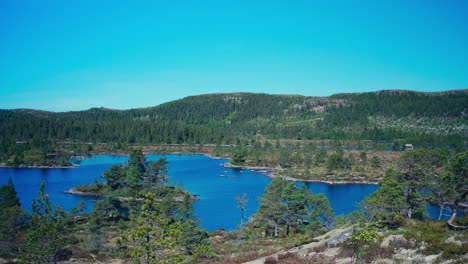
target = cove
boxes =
[0,154,380,232]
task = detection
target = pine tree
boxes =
[0,178,20,209]
[120,193,183,264]
[0,178,27,255]
[363,177,406,225]
[20,182,71,263]
[444,151,468,229]
[256,178,288,237]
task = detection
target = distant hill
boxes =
[1,90,467,145]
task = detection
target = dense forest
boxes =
[0,90,467,166]
[1,90,466,143]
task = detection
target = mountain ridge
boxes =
[0,89,466,147]
[3,89,467,113]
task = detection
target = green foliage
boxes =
[323,152,357,173]
[363,177,406,225]
[396,149,448,219]
[1,91,465,166]
[90,197,125,228]
[232,147,248,164]
[103,164,126,190]
[20,182,72,263]
[0,178,20,209]
[78,154,210,262]
[255,178,333,238]
[404,220,468,260]
[441,151,468,225]
[128,148,146,175]
[334,210,366,227]
[314,148,328,165]
[83,233,104,254]
[120,193,209,263]
[447,151,468,179]
[146,158,168,188]
[176,219,209,254]
[347,225,378,263]
[370,156,381,168]
[192,244,215,260]
[359,151,367,165]
[309,193,334,228]
[120,193,180,263]
[326,152,344,172]
[75,182,103,193]
[256,178,289,237]
[279,148,294,168]
[0,178,27,255]
[124,166,141,196]
[176,193,195,221]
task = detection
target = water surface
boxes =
[1,154,380,231]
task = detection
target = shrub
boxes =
[388,237,417,250]
[441,243,468,259]
[263,256,278,264]
[360,243,394,263]
[192,245,215,260]
[403,220,467,259]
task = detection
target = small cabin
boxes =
[404,144,414,151]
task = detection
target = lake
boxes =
[0,154,381,231]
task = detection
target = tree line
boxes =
[1,90,466,166]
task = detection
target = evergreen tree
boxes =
[443,151,468,228]
[20,182,71,263]
[128,148,147,175]
[309,193,334,230]
[363,177,406,225]
[120,193,183,264]
[359,151,367,165]
[103,164,126,190]
[256,178,333,237]
[256,178,288,237]
[146,158,168,188]
[0,178,27,255]
[0,178,20,209]
[282,184,312,235]
[370,156,381,168]
[396,149,446,219]
[176,219,209,254]
[326,152,344,172]
[177,193,195,221]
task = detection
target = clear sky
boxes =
[1,0,467,111]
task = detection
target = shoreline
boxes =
[0,164,77,169]
[277,175,379,185]
[222,162,279,171]
[222,161,379,185]
[64,188,200,201]
[75,151,227,160]
[3,151,380,185]
[64,189,105,197]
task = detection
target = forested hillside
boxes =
[0,90,466,166]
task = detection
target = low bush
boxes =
[403,220,467,259]
[264,256,278,264]
[388,237,417,250]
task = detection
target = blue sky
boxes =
[1,0,467,111]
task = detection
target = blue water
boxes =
[1,154,380,231]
